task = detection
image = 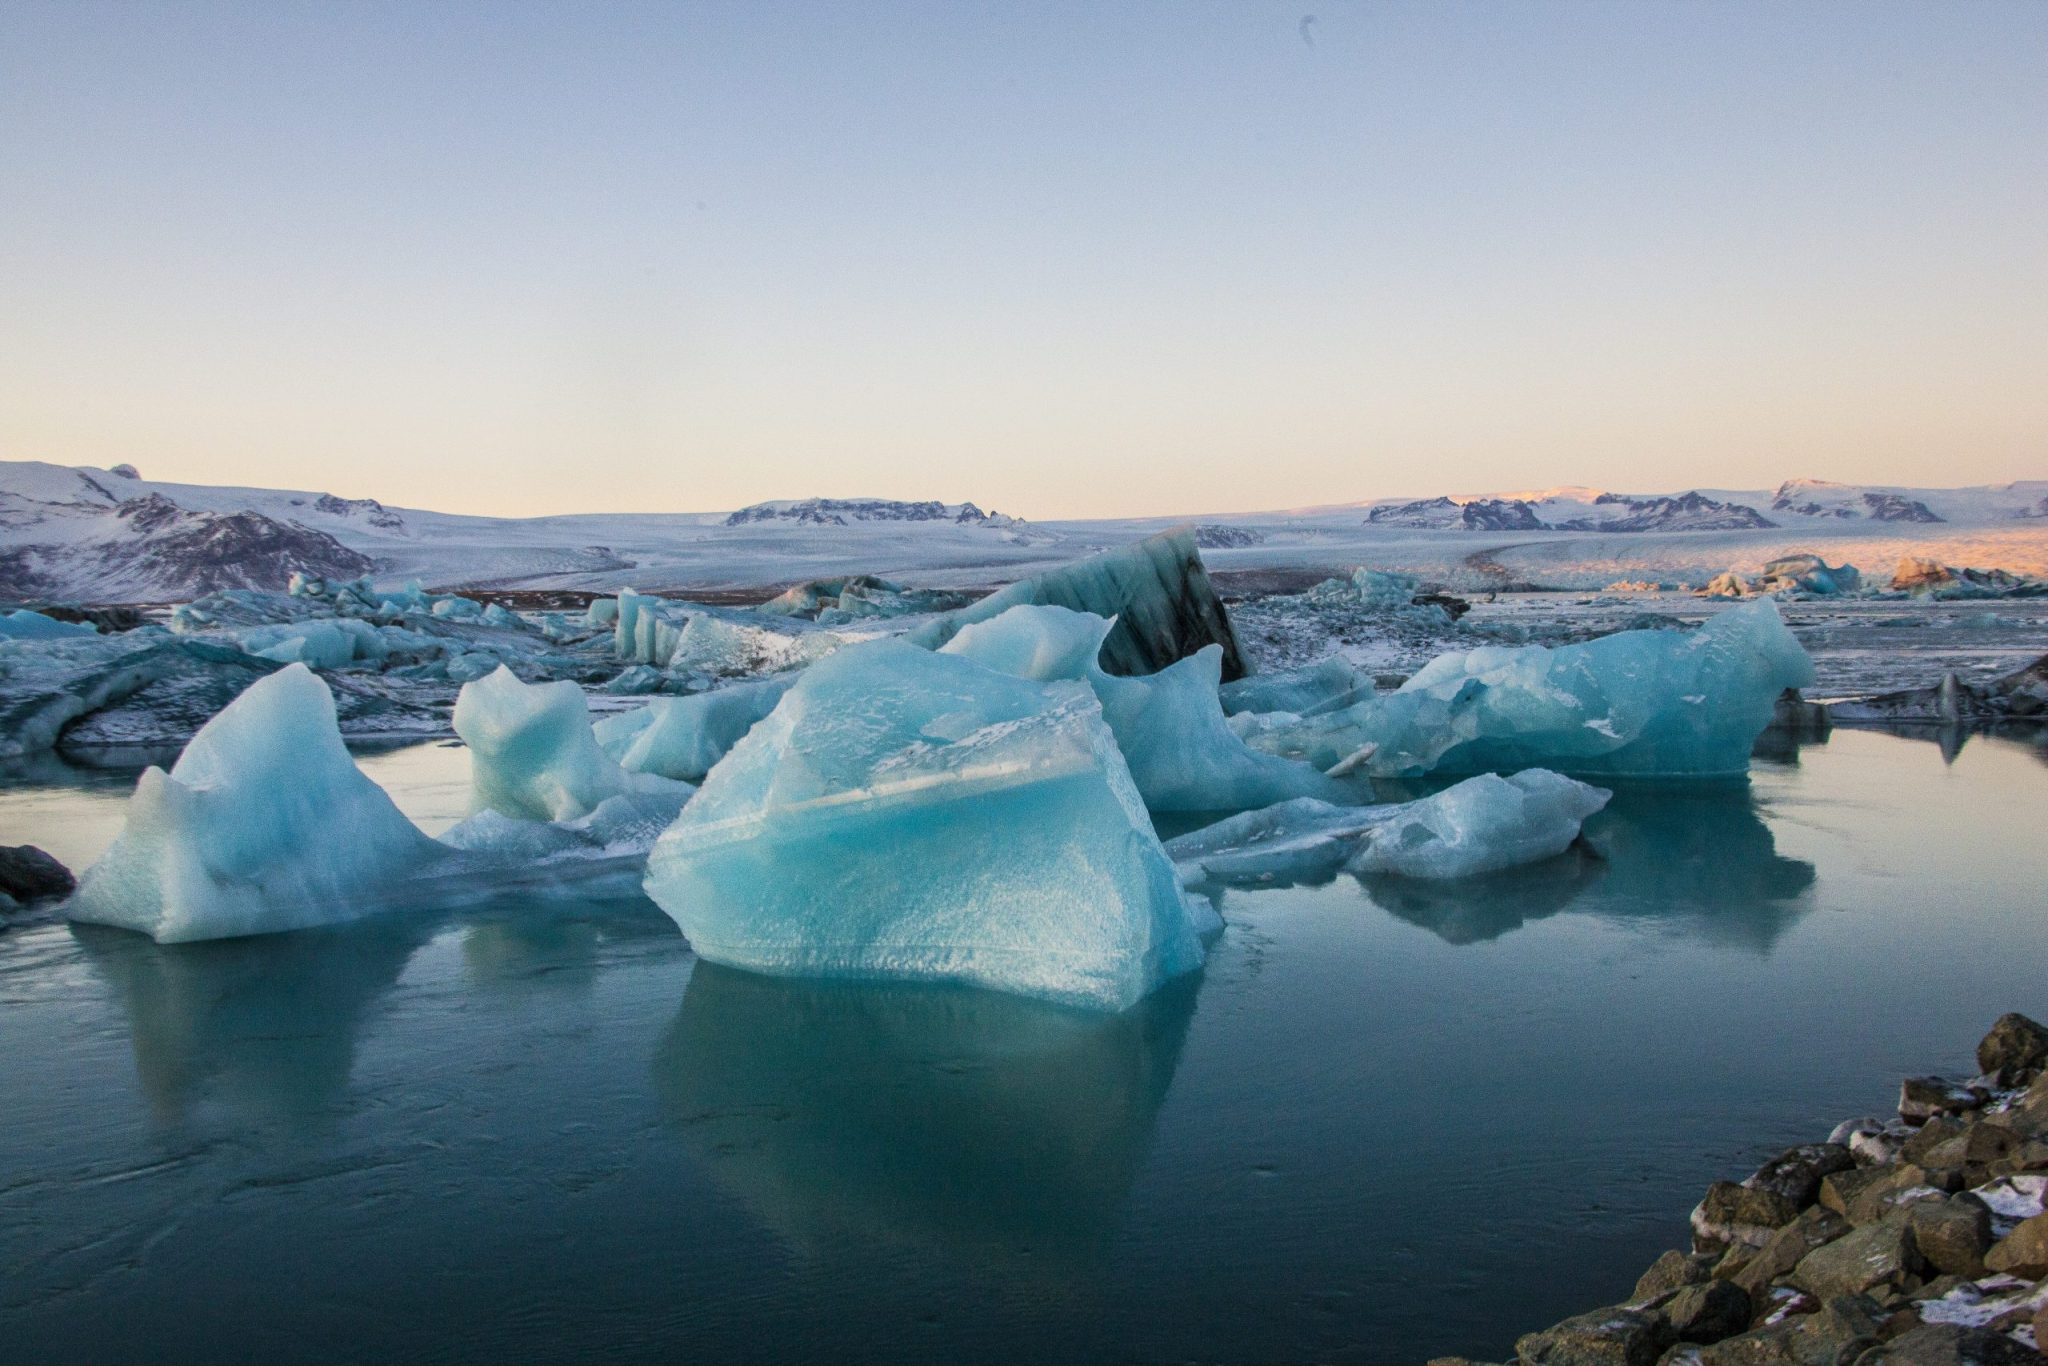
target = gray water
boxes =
[3,726,2046,1364]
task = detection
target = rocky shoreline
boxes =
[1435,1014,2048,1365]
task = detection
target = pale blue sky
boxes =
[2,1,2043,518]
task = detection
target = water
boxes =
[3,727,2046,1364]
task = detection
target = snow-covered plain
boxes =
[5,459,2047,602]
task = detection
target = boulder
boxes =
[1982,1209,2048,1278]
[1664,1280,1750,1344]
[1730,1206,1851,1300]
[0,844,75,903]
[1634,1249,1713,1303]
[1852,1323,2043,1364]
[1905,1196,1994,1278]
[1745,1143,1856,1208]
[1792,1221,1922,1300]
[1979,1013,2048,1087]
[1516,1305,1671,1366]
[1694,1182,1803,1252]
[1902,1077,1988,1124]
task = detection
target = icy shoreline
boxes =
[1440,1015,2048,1365]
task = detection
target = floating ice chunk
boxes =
[910,528,1252,681]
[940,605,1337,811]
[67,664,448,941]
[454,666,685,822]
[0,610,97,640]
[1219,656,1374,717]
[595,675,795,784]
[1166,770,1609,885]
[584,596,620,628]
[938,603,1118,681]
[643,639,1206,1011]
[1249,600,1813,779]
[439,787,692,865]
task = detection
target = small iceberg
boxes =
[67,664,450,942]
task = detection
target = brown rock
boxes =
[1984,1140,2048,1177]
[1693,1294,1890,1366]
[1516,1305,1672,1366]
[1633,1249,1711,1303]
[1901,1077,1987,1123]
[1833,1165,1954,1226]
[1978,1012,2048,1085]
[1983,1209,2048,1278]
[1852,1322,2043,1363]
[1693,1182,1801,1252]
[1744,1144,1856,1210]
[1901,1118,1970,1165]
[1665,1280,1750,1344]
[1792,1221,1922,1300]
[1905,1197,1994,1277]
[1730,1206,1851,1303]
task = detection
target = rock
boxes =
[1903,1119,1973,1166]
[1695,1182,1803,1252]
[1906,1197,1994,1277]
[1984,1141,2048,1178]
[1982,1209,2048,1278]
[1903,1077,1988,1124]
[1692,1294,1890,1366]
[0,844,75,903]
[1792,1221,1922,1300]
[1989,1078,2048,1142]
[1665,1281,1750,1344]
[1920,1125,2023,1183]
[1851,1323,2044,1364]
[1635,1250,1714,1302]
[1731,1206,1851,1300]
[1826,1166,1951,1225]
[1978,1013,2048,1087]
[1746,1144,1856,1208]
[1516,1305,1673,1366]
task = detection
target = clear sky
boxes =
[2,1,2043,519]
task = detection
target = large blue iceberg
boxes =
[1241,600,1813,779]
[642,638,1209,1012]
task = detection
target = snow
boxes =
[1165,770,1609,885]
[453,666,686,823]
[66,665,449,941]
[642,638,1208,1011]
[1242,599,1813,779]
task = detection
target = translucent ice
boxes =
[1248,600,1813,780]
[1219,656,1374,717]
[939,605,1338,811]
[642,639,1207,1011]
[1166,770,1609,885]
[594,675,796,783]
[67,664,448,941]
[0,609,96,640]
[454,666,686,822]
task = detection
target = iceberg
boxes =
[1219,656,1374,717]
[909,528,1253,681]
[939,605,1339,811]
[594,675,795,783]
[642,639,1208,1011]
[454,666,686,823]
[67,665,449,942]
[0,609,97,640]
[1245,600,1813,780]
[1165,770,1609,886]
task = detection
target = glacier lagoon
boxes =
[4,725,2048,1364]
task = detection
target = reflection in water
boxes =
[457,896,677,999]
[1364,785,1816,952]
[654,964,1198,1274]
[72,917,438,1125]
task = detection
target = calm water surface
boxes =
[3,727,2046,1364]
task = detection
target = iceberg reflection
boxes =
[653,963,1197,1272]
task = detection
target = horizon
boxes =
[4,0,2045,520]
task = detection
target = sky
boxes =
[1,1,2044,520]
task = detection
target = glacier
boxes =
[1242,599,1814,780]
[66,665,451,942]
[642,638,1209,1012]
[937,604,1339,811]
[1165,771,1610,886]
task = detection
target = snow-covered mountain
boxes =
[4,459,2046,602]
